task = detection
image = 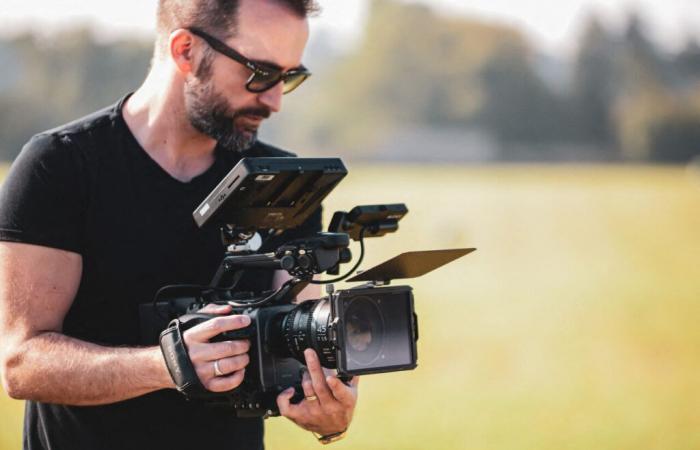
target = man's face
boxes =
[184,0,310,152]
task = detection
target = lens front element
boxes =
[338,288,417,375]
[344,297,384,367]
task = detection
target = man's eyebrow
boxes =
[253,59,283,70]
[252,59,304,72]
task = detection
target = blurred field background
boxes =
[2,0,700,449]
[3,165,700,449]
[273,164,700,450]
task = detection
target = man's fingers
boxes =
[214,354,250,376]
[277,387,300,418]
[196,353,249,382]
[304,349,334,404]
[185,314,251,343]
[301,371,319,403]
[206,369,245,393]
[189,339,250,363]
[326,375,357,408]
[198,304,233,315]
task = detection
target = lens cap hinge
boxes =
[328,316,340,347]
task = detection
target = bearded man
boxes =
[0,1,357,449]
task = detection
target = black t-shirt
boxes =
[0,95,321,450]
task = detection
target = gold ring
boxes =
[214,359,224,377]
[305,395,318,402]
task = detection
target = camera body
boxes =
[161,283,416,417]
[140,157,473,418]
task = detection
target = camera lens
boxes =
[268,299,338,368]
[343,296,384,367]
[266,290,410,374]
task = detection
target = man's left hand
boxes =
[277,349,359,436]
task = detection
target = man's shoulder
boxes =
[26,97,125,154]
[45,104,119,138]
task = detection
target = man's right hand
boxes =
[181,304,251,393]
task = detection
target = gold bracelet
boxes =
[312,428,347,445]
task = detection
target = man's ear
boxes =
[169,29,196,75]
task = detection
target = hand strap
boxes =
[159,319,208,398]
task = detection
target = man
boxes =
[0,0,357,448]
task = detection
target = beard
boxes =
[184,75,270,153]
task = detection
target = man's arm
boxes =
[0,242,250,405]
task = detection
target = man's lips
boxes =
[235,115,265,133]
[237,114,267,128]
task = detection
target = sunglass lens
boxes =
[248,72,281,93]
[282,72,310,94]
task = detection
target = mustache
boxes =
[235,107,271,119]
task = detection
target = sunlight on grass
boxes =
[2,165,699,449]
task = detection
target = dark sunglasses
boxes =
[187,27,311,94]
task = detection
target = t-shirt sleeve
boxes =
[0,133,86,254]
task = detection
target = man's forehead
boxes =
[230,0,310,70]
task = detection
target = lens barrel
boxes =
[269,299,338,368]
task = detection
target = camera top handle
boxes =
[209,232,351,306]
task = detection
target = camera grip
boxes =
[159,319,209,398]
[178,312,254,343]
[215,326,255,342]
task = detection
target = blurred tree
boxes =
[611,12,700,162]
[649,114,700,162]
[618,13,668,94]
[3,2,700,163]
[0,29,151,160]
[271,0,529,157]
[674,38,700,81]
[477,41,570,149]
[570,14,618,150]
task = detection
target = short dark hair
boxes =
[156,0,319,54]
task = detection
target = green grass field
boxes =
[2,164,700,449]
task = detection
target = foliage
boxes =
[0,28,151,160]
[272,1,700,162]
[1,1,700,162]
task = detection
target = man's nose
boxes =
[257,82,284,113]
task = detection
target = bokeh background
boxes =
[2,0,700,449]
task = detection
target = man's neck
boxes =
[122,68,218,183]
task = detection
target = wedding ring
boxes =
[214,359,224,377]
[305,395,318,402]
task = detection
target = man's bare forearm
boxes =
[3,332,173,405]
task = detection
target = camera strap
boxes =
[159,319,208,398]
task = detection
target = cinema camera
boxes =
[139,158,474,418]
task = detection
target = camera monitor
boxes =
[193,157,347,229]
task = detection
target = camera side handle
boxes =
[178,312,256,342]
[159,319,209,398]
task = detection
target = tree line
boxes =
[1,0,699,162]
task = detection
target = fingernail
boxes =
[240,315,251,326]
[283,387,295,395]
